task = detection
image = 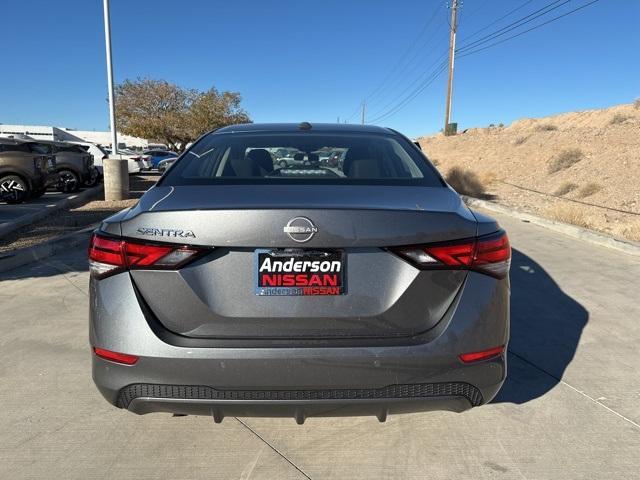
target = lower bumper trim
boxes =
[116,381,484,410]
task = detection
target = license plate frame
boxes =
[255,249,345,296]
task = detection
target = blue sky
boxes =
[1,0,638,137]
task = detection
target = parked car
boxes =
[143,149,177,169]
[321,149,346,168]
[0,137,57,203]
[140,154,152,171]
[157,156,177,173]
[104,148,144,174]
[55,142,99,190]
[275,151,307,168]
[88,123,511,422]
[120,149,151,171]
[69,141,108,177]
[31,141,95,192]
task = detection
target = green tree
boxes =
[115,78,251,151]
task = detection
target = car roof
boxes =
[214,123,395,135]
[0,137,30,145]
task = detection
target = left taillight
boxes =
[391,229,511,279]
[88,233,204,279]
[93,347,139,365]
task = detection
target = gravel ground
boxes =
[0,174,158,253]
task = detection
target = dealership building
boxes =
[0,124,149,149]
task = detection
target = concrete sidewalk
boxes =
[0,209,638,479]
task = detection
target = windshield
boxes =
[161,132,442,186]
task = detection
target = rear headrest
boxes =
[343,146,384,178]
[227,155,259,177]
[246,149,274,173]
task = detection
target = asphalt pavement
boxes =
[0,209,639,479]
[0,190,75,230]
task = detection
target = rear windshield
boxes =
[0,142,31,153]
[28,143,54,154]
[161,132,442,187]
[57,145,86,153]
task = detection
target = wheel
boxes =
[83,167,100,188]
[57,169,80,193]
[0,175,29,204]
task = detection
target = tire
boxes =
[83,167,100,188]
[57,169,80,193]
[0,175,29,204]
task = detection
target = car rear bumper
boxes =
[90,271,509,421]
[110,383,493,423]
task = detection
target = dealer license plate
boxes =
[255,249,345,296]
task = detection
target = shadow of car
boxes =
[494,248,588,404]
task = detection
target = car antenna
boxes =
[299,122,312,130]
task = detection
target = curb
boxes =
[463,196,640,257]
[0,184,104,239]
[0,223,98,274]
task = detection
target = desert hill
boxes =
[417,102,640,241]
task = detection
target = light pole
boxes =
[102,0,128,200]
[103,0,118,155]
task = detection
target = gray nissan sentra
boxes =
[89,123,510,423]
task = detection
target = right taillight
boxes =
[391,230,511,279]
[88,233,205,279]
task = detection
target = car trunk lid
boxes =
[114,185,478,339]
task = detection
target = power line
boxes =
[368,61,448,124]
[365,2,443,104]
[345,1,444,121]
[365,51,448,121]
[458,0,601,59]
[365,18,448,112]
[366,2,457,124]
[458,0,536,43]
[358,0,602,126]
[456,0,571,54]
[344,103,362,123]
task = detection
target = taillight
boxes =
[93,347,139,365]
[88,233,204,279]
[459,345,505,364]
[391,230,511,279]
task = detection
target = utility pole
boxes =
[361,100,366,125]
[102,0,129,200]
[444,0,459,135]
